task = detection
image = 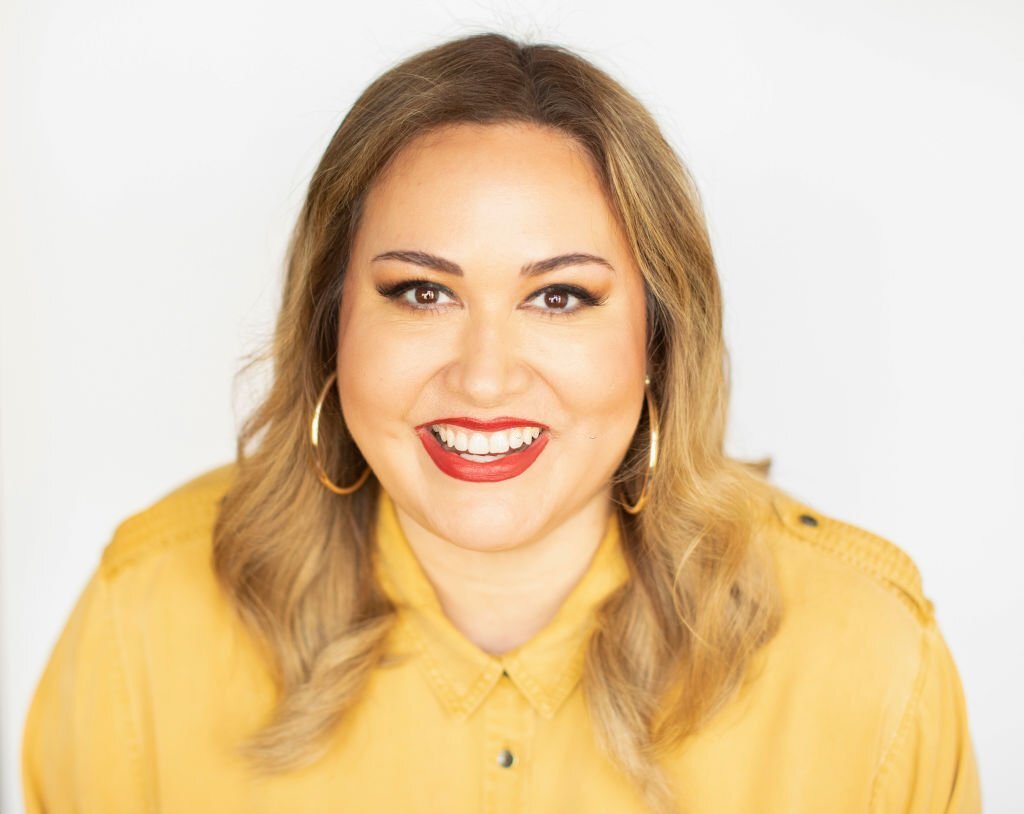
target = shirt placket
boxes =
[481,669,536,814]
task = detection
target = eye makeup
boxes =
[374,278,608,317]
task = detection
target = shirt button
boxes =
[497,748,515,768]
[798,513,819,527]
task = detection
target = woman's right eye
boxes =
[375,280,458,312]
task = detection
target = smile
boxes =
[430,423,542,458]
[416,423,550,482]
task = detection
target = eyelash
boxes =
[374,279,608,318]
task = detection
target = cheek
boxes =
[336,297,436,434]
[549,311,646,435]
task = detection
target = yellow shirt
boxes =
[22,463,981,812]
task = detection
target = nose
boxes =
[446,311,531,407]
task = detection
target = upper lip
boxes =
[419,416,549,432]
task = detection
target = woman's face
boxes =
[338,122,648,552]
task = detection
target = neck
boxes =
[393,488,615,655]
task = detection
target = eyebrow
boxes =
[370,249,615,277]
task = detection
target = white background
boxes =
[2,0,1021,810]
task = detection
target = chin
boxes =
[430,506,546,552]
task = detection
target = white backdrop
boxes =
[2,1,1021,810]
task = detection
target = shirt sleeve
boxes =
[21,564,149,813]
[869,617,982,813]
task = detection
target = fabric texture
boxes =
[22,463,982,812]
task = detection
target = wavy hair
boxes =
[212,31,783,813]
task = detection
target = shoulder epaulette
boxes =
[100,462,237,577]
[768,491,934,623]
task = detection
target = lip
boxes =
[416,424,550,483]
[417,416,549,432]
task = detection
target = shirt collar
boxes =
[372,488,630,721]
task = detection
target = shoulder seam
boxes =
[99,463,235,578]
[867,618,935,810]
[100,516,219,578]
[101,565,156,810]
[768,493,934,624]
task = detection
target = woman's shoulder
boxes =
[751,487,938,711]
[759,487,933,628]
[22,462,272,811]
[734,488,980,808]
[99,462,238,579]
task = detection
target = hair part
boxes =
[213,31,782,813]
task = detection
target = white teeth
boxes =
[430,423,543,455]
[489,431,510,454]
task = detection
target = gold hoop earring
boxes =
[310,370,371,495]
[620,374,659,515]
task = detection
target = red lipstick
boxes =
[422,417,549,432]
[415,420,550,483]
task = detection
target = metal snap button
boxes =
[798,513,819,527]
[497,748,515,768]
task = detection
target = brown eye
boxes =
[376,279,457,312]
[544,290,569,309]
[525,284,603,316]
[395,283,455,310]
[414,286,438,305]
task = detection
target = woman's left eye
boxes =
[525,285,606,316]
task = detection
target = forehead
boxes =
[356,122,625,255]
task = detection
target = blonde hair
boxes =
[213,31,783,813]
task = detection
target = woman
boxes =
[22,32,980,813]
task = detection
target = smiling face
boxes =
[337,121,648,553]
